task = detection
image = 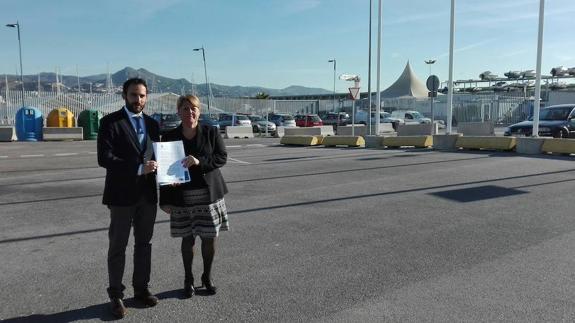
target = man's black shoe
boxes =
[110,298,127,318]
[134,290,158,307]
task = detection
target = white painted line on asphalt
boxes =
[20,154,44,158]
[54,153,79,157]
[246,144,265,147]
[87,152,97,155]
[227,145,242,148]
[0,156,8,159]
[228,157,251,164]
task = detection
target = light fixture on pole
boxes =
[193,46,211,113]
[328,59,336,113]
[6,21,25,109]
[424,59,436,76]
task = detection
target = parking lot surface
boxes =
[1,138,574,322]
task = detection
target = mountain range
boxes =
[1,67,332,97]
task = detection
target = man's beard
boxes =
[125,101,144,114]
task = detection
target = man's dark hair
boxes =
[122,78,148,95]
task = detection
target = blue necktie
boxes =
[134,116,145,147]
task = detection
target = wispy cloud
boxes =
[385,11,446,26]
[499,49,529,58]
[126,0,184,19]
[459,0,538,14]
[282,0,321,14]
[437,38,498,59]
[461,7,575,27]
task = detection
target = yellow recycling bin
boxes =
[47,107,76,127]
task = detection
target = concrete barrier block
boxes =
[516,137,545,155]
[541,138,575,155]
[274,126,285,138]
[455,136,516,151]
[383,136,433,148]
[0,126,17,142]
[280,135,323,146]
[284,127,322,136]
[320,126,335,136]
[225,126,254,139]
[378,123,396,134]
[397,123,437,136]
[365,135,385,149]
[42,127,83,141]
[336,125,366,136]
[322,136,365,147]
[433,134,462,151]
[458,122,495,136]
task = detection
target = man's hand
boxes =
[143,160,158,174]
[181,155,200,168]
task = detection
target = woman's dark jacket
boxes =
[159,124,228,206]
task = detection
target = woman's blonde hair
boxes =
[177,95,201,110]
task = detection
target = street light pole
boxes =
[6,21,25,108]
[328,59,336,113]
[193,46,211,113]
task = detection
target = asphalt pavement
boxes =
[1,138,574,322]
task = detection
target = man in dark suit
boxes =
[97,78,160,318]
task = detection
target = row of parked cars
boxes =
[152,109,444,135]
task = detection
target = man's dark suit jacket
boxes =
[159,124,228,206]
[97,108,160,206]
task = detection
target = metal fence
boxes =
[0,88,557,126]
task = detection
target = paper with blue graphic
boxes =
[152,141,191,186]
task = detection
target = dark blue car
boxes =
[504,104,575,138]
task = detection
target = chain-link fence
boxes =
[0,88,568,126]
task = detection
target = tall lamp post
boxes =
[193,46,211,113]
[328,59,336,112]
[6,21,25,108]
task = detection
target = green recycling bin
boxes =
[77,110,103,140]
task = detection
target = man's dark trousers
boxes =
[107,196,157,299]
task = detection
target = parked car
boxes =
[268,113,296,127]
[199,114,220,129]
[295,114,323,127]
[248,115,276,135]
[319,112,350,128]
[217,113,252,130]
[355,111,402,130]
[504,104,575,138]
[151,113,181,135]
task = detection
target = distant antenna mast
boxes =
[55,67,60,96]
[106,64,112,93]
[190,74,196,95]
[38,73,41,95]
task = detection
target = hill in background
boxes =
[0,67,331,97]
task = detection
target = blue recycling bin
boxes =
[15,107,43,141]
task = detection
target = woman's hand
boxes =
[182,155,200,168]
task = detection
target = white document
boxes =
[152,141,191,186]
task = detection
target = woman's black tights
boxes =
[181,236,216,284]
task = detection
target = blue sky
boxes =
[0,0,573,93]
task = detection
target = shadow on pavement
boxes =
[1,302,117,323]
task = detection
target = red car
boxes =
[295,114,323,127]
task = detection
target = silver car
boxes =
[268,113,296,127]
[248,115,277,135]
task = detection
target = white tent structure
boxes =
[381,61,429,99]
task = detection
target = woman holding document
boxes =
[159,95,229,298]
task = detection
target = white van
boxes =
[390,110,432,125]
